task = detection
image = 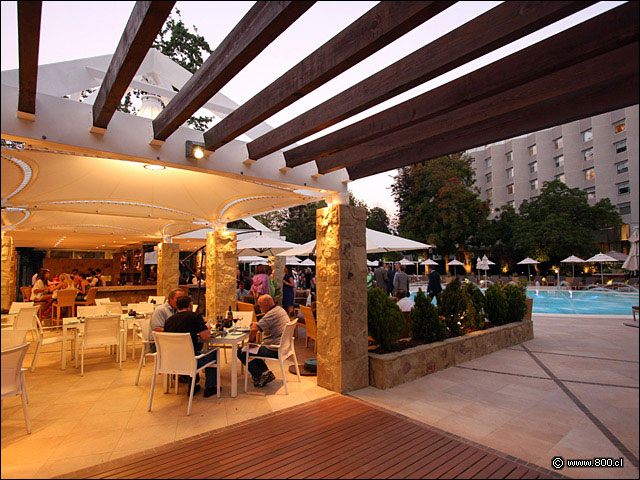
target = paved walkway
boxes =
[61,395,560,479]
[351,314,639,479]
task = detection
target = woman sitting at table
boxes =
[30,269,61,318]
[52,273,76,300]
[74,273,90,301]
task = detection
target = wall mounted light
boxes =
[186,140,207,159]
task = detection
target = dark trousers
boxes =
[237,346,279,378]
[195,349,218,389]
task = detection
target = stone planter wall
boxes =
[368,320,534,389]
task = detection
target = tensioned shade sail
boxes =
[2,148,317,249]
[236,237,300,256]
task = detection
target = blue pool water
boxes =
[410,289,638,315]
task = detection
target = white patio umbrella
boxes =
[286,256,302,265]
[478,254,494,283]
[299,258,315,266]
[367,259,379,267]
[237,236,300,256]
[517,257,539,281]
[622,228,639,271]
[278,229,432,257]
[447,259,464,277]
[586,252,620,284]
[605,250,628,262]
[398,258,414,265]
[420,258,438,275]
[238,255,266,263]
[561,255,585,278]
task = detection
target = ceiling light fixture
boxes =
[185,140,207,159]
[144,164,165,170]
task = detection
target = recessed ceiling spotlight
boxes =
[144,164,165,170]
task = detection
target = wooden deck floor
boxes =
[63,395,563,479]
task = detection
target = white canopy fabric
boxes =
[447,259,464,266]
[622,228,639,271]
[605,250,628,262]
[2,148,317,249]
[586,252,621,284]
[561,255,585,278]
[236,236,300,256]
[398,258,414,265]
[286,256,302,265]
[420,259,439,266]
[239,256,266,263]
[517,257,539,265]
[367,259,379,267]
[299,258,315,266]
[278,229,432,257]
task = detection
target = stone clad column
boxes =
[268,255,286,298]
[206,229,237,320]
[156,242,180,299]
[316,204,368,393]
[1,234,17,311]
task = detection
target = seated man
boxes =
[163,295,218,398]
[149,288,185,352]
[396,289,414,312]
[237,294,289,388]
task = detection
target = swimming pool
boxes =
[409,288,638,315]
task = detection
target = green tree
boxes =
[391,153,489,259]
[367,207,390,234]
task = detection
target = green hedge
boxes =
[367,287,405,351]
[411,289,446,343]
[484,283,509,326]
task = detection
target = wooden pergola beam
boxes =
[152,1,314,142]
[313,2,638,174]
[92,1,174,131]
[17,1,42,119]
[347,46,639,180]
[247,1,593,165]
[204,1,453,152]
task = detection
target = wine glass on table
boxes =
[232,316,239,332]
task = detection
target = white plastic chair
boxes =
[147,296,165,305]
[1,343,31,433]
[244,320,301,394]
[104,302,122,315]
[80,315,124,376]
[149,332,220,416]
[77,305,107,317]
[134,315,156,385]
[1,330,28,350]
[8,302,35,314]
[95,298,112,305]
[30,315,77,372]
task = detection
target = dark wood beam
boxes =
[312,2,638,173]
[204,1,454,152]
[347,47,639,180]
[323,42,638,177]
[248,1,594,163]
[92,1,174,131]
[152,1,314,142]
[17,1,42,118]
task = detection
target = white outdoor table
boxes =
[61,314,138,370]
[1,313,16,328]
[206,330,249,398]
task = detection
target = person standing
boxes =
[393,265,410,296]
[386,264,396,295]
[282,266,295,315]
[163,295,218,398]
[374,264,388,292]
[250,265,270,300]
[427,268,442,300]
[366,268,374,289]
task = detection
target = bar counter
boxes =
[95,284,206,305]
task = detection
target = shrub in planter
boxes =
[367,287,405,351]
[411,289,446,343]
[438,277,464,337]
[503,283,528,323]
[461,282,486,330]
[484,283,508,326]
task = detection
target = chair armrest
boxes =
[195,348,219,360]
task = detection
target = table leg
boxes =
[230,342,238,397]
[61,326,67,370]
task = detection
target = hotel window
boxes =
[617,182,630,195]
[615,139,627,154]
[485,157,492,168]
[553,137,563,149]
[616,160,628,174]
[584,167,595,180]
[506,167,514,179]
[555,173,565,183]
[613,119,626,134]
[530,179,538,191]
[507,200,515,209]
[507,184,514,194]
[487,188,493,200]
[528,144,537,156]
[618,202,631,215]
[582,129,593,142]
[584,186,596,200]
[583,148,594,162]
[506,151,513,162]
[529,162,537,174]
[485,172,492,183]
[554,155,564,168]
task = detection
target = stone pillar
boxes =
[1,234,17,311]
[156,242,180,299]
[268,255,286,298]
[206,229,237,320]
[316,204,368,393]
